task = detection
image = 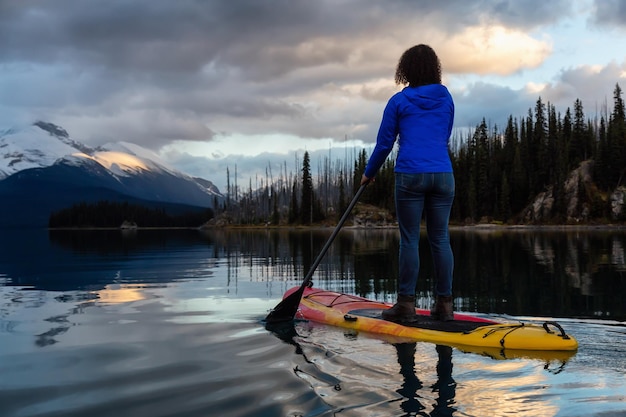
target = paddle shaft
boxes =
[265,182,368,322]
[300,182,368,288]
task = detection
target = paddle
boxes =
[265,182,369,323]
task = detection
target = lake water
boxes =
[1,227,625,417]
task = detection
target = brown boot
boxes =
[382,295,416,323]
[430,295,454,321]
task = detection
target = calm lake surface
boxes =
[1,227,625,417]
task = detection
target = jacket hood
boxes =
[401,84,451,110]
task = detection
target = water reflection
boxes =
[448,228,626,320]
[2,228,625,416]
[266,320,457,416]
[267,320,576,417]
[394,343,456,417]
[1,228,624,320]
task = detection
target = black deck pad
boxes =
[347,309,491,333]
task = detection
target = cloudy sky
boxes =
[1,0,626,191]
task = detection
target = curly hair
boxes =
[394,44,442,86]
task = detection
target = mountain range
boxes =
[0,121,223,229]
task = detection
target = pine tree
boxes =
[353,149,368,194]
[571,98,587,165]
[337,170,346,217]
[300,151,313,224]
[533,97,549,192]
[465,129,478,220]
[474,119,491,218]
[288,181,299,224]
[520,110,533,200]
[562,107,573,173]
[595,116,609,189]
[608,84,626,187]
[546,104,559,184]
[226,166,231,211]
[272,190,280,225]
[510,145,527,214]
[451,146,469,221]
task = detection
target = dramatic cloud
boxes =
[0,0,623,190]
[440,25,552,75]
[591,0,626,29]
[538,62,626,112]
[454,82,530,129]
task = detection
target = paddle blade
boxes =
[264,285,306,323]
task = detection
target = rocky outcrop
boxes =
[611,186,626,220]
[120,220,138,229]
[199,212,233,228]
[563,160,594,221]
[522,189,556,223]
[353,203,395,227]
[520,160,624,223]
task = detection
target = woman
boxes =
[360,44,455,322]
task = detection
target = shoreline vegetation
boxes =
[48,221,626,232]
[48,84,625,230]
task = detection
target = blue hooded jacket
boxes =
[364,84,454,178]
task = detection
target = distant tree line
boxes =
[49,201,214,228]
[219,83,626,225]
[450,83,625,223]
[49,84,625,228]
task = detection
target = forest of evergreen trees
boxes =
[220,83,626,226]
[49,201,214,228]
[49,84,625,228]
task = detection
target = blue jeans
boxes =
[395,172,455,297]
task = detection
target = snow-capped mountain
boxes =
[0,122,94,178]
[0,121,223,228]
